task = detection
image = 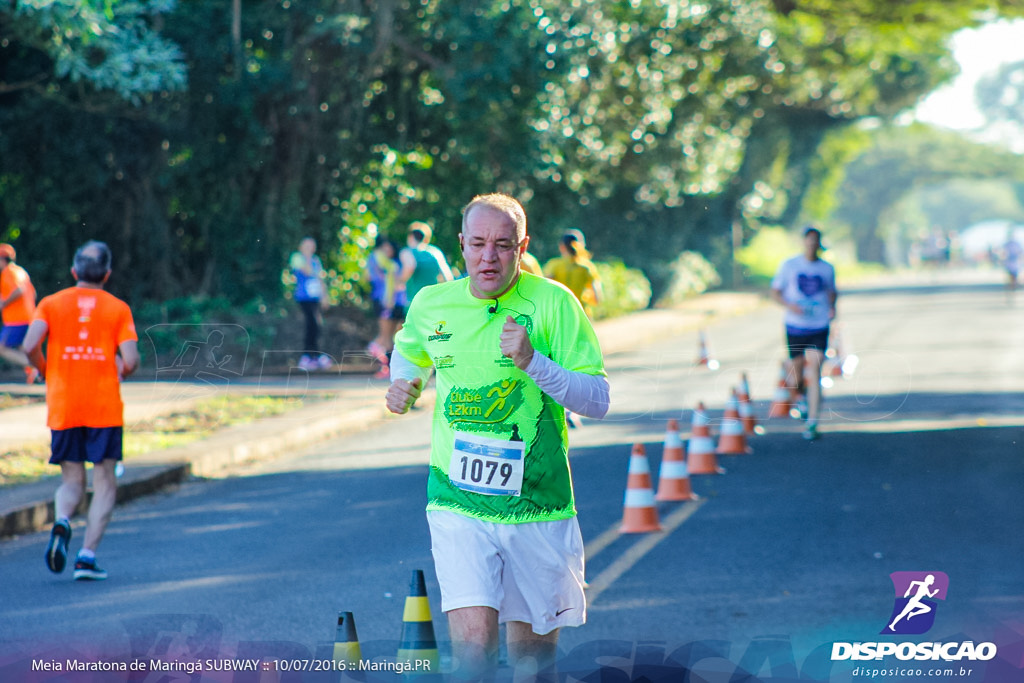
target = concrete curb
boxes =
[0,390,438,539]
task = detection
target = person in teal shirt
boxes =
[386,194,609,680]
[289,237,330,370]
[398,221,454,302]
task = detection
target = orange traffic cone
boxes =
[717,389,752,455]
[656,420,698,501]
[768,361,795,419]
[694,330,720,370]
[687,403,724,475]
[620,444,662,533]
[738,372,760,436]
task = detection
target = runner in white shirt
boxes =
[770,226,837,441]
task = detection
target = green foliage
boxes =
[0,394,308,486]
[591,261,652,321]
[913,179,1024,233]
[801,125,872,223]
[883,178,1024,264]
[977,59,1024,130]
[332,147,436,306]
[829,124,1024,263]
[9,0,187,103]
[734,224,873,284]
[4,0,1024,316]
[654,251,723,306]
[132,296,285,368]
[735,227,796,284]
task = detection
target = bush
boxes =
[132,296,287,374]
[654,251,721,307]
[592,260,652,320]
[130,295,375,377]
[734,226,794,285]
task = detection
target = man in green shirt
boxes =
[398,221,454,302]
[386,194,609,680]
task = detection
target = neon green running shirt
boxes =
[393,272,606,523]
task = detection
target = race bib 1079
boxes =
[449,431,525,496]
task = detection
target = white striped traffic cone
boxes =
[716,389,752,455]
[656,419,698,501]
[620,444,663,533]
[738,372,760,436]
[687,403,725,475]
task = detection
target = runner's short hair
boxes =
[461,194,527,241]
[408,221,432,244]
[73,240,112,284]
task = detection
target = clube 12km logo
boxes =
[831,572,998,663]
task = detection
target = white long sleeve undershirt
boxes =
[389,350,610,419]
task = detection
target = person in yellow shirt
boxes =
[543,229,602,318]
[519,249,542,276]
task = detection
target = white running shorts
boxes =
[427,509,586,635]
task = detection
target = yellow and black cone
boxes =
[333,611,361,667]
[396,570,439,675]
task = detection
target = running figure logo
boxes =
[882,571,949,635]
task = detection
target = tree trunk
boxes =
[232,0,242,76]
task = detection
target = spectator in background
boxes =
[1002,228,1022,298]
[399,221,454,303]
[289,237,331,370]
[23,240,140,581]
[0,243,39,383]
[544,229,602,318]
[519,248,543,276]
[366,234,406,379]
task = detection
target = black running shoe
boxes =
[73,557,107,581]
[45,520,71,574]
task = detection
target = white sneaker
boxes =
[298,355,316,370]
[792,397,809,420]
[317,354,333,369]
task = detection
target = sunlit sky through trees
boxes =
[913,18,1024,151]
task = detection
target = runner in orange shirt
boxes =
[0,243,40,383]
[23,241,139,581]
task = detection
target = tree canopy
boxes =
[828,123,1024,264]
[2,0,1022,305]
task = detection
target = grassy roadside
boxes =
[0,394,317,487]
[0,393,44,411]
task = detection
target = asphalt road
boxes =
[2,276,1022,682]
